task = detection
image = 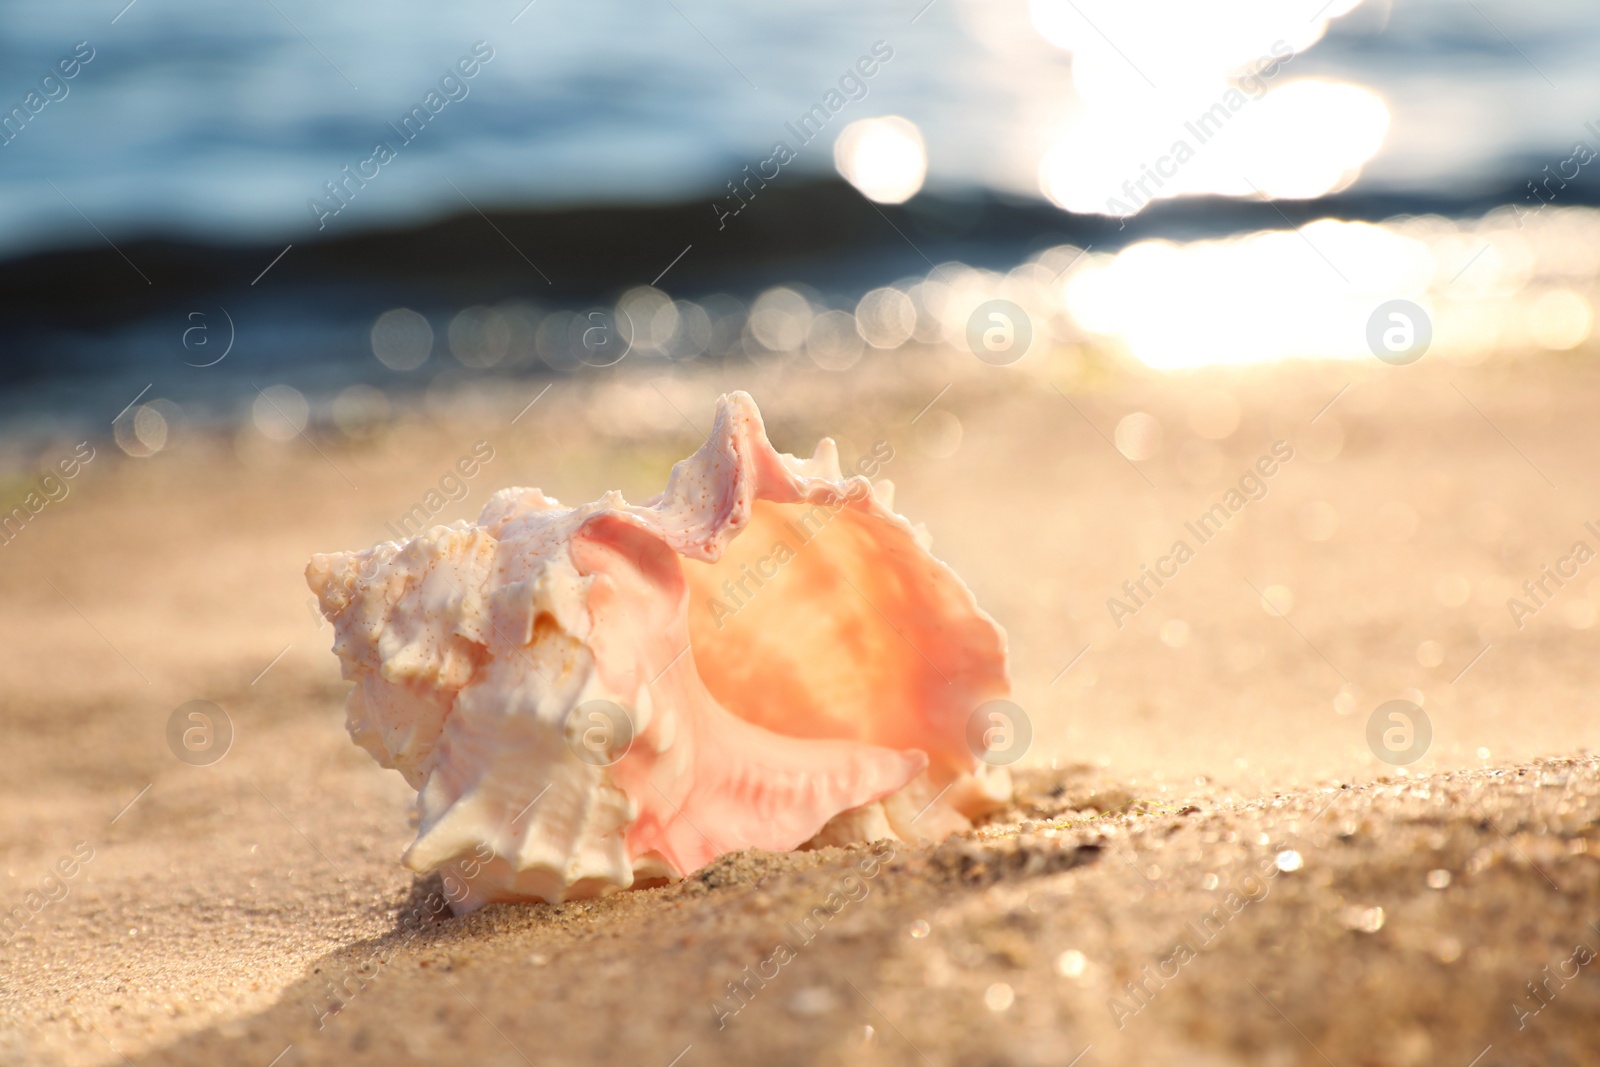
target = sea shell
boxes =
[306,391,1012,911]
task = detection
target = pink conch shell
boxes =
[306,391,1012,911]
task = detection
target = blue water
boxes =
[1,0,1598,258]
[2,0,1599,437]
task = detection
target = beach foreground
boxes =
[2,348,1598,1065]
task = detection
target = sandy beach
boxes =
[3,347,1599,1066]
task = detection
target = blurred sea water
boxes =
[3,0,1600,443]
[2,0,1598,254]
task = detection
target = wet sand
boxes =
[2,346,1598,1065]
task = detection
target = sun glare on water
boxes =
[833,116,928,205]
[1031,0,1390,216]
